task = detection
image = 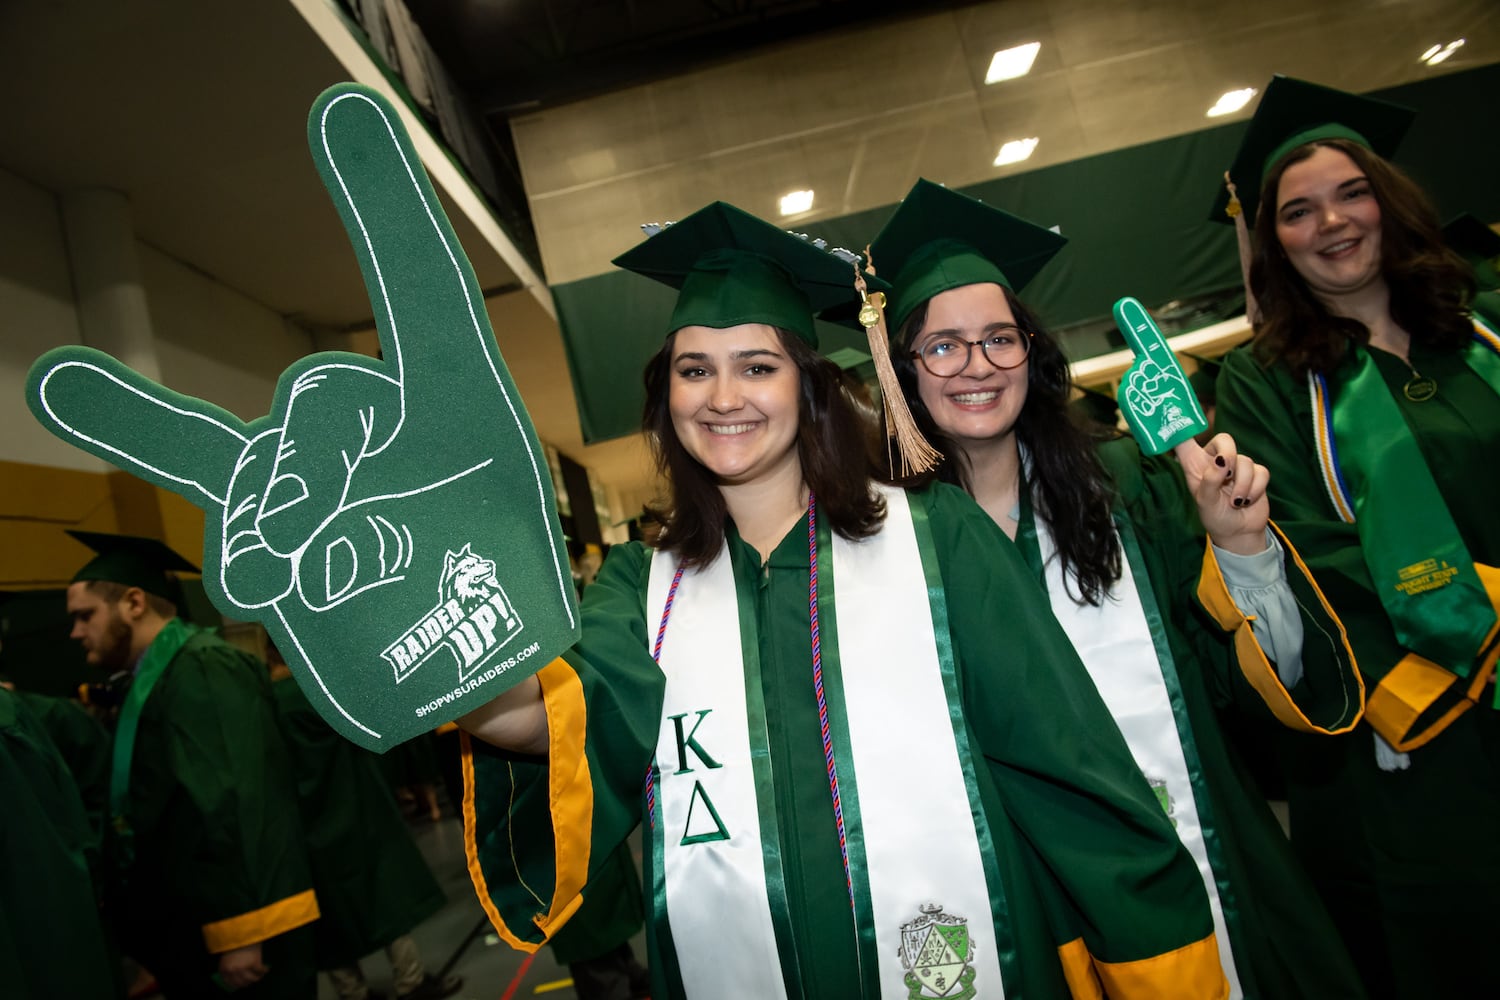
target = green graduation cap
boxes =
[1211,75,1415,226]
[867,178,1067,334]
[67,530,200,601]
[1442,213,1500,291]
[1068,385,1120,429]
[611,201,879,347]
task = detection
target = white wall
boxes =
[143,245,314,423]
[0,166,103,472]
[0,163,317,474]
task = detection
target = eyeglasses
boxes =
[910,327,1031,377]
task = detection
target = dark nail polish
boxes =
[1214,456,1226,468]
[1233,497,1247,508]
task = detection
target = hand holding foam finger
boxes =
[1190,433,1271,555]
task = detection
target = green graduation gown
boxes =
[271,676,447,968]
[465,483,1225,999]
[1216,338,1500,1000]
[17,689,110,854]
[1014,438,1365,999]
[111,625,318,999]
[544,839,645,967]
[0,687,117,1000]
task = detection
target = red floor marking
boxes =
[498,951,536,1000]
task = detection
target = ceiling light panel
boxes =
[1206,87,1257,117]
[994,137,1040,166]
[780,189,814,215]
[985,42,1041,84]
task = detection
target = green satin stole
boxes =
[1321,333,1500,678]
[108,617,196,867]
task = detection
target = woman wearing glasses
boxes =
[460,200,1230,999]
[875,179,1367,999]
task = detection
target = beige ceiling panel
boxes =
[1047,0,1207,69]
[530,167,723,285]
[1175,20,1328,116]
[876,103,1002,199]
[974,73,1088,176]
[701,141,825,223]
[511,87,668,195]
[1319,1,1494,92]
[754,13,974,126]
[529,183,650,284]
[950,0,1065,86]
[1065,48,1204,151]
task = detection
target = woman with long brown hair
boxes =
[1214,76,1500,1000]
[875,178,1366,1000]
[457,201,1228,998]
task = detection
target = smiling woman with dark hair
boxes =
[456,201,1228,999]
[875,177,1366,1000]
[1214,76,1500,1000]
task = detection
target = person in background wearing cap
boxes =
[874,178,1366,999]
[0,682,120,999]
[64,531,320,998]
[263,640,463,1000]
[1212,77,1500,1000]
[1441,212,1500,318]
[458,201,1227,999]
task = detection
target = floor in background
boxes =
[316,814,648,1000]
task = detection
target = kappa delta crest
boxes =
[899,903,976,999]
[1148,776,1178,828]
[381,544,524,684]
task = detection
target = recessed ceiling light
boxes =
[779,190,814,216]
[1423,38,1465,65]
[1206,87,1257,118]
[985,42,1041,84]
[994,138,1040,166]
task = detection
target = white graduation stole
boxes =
[1034,513,1244,998]
[646,486,1004,999]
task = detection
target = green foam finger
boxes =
[25,83,580,752]
[309,84,501,417]
[26,346,248,509]
[1112,296,1208,456]
[254,360,402,557]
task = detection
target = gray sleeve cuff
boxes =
[1211,530,1305,687]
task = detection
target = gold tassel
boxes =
[1224,171,1260,325]
[854,251,942,476]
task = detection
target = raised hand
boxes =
[1175,433,1271,555]
[27,84,579,751]
[1111,296,1269,554]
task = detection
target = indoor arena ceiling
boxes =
[2,0,1495,504]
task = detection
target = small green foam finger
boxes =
[1112,296,1207,456]
[26,346,248,509]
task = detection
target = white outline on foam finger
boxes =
[276,602,380,740]
[318,90,577,630]
[38,360,245,507]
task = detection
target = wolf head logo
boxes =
[440,544,497,604]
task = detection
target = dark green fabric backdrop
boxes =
[553,63,1500,443]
